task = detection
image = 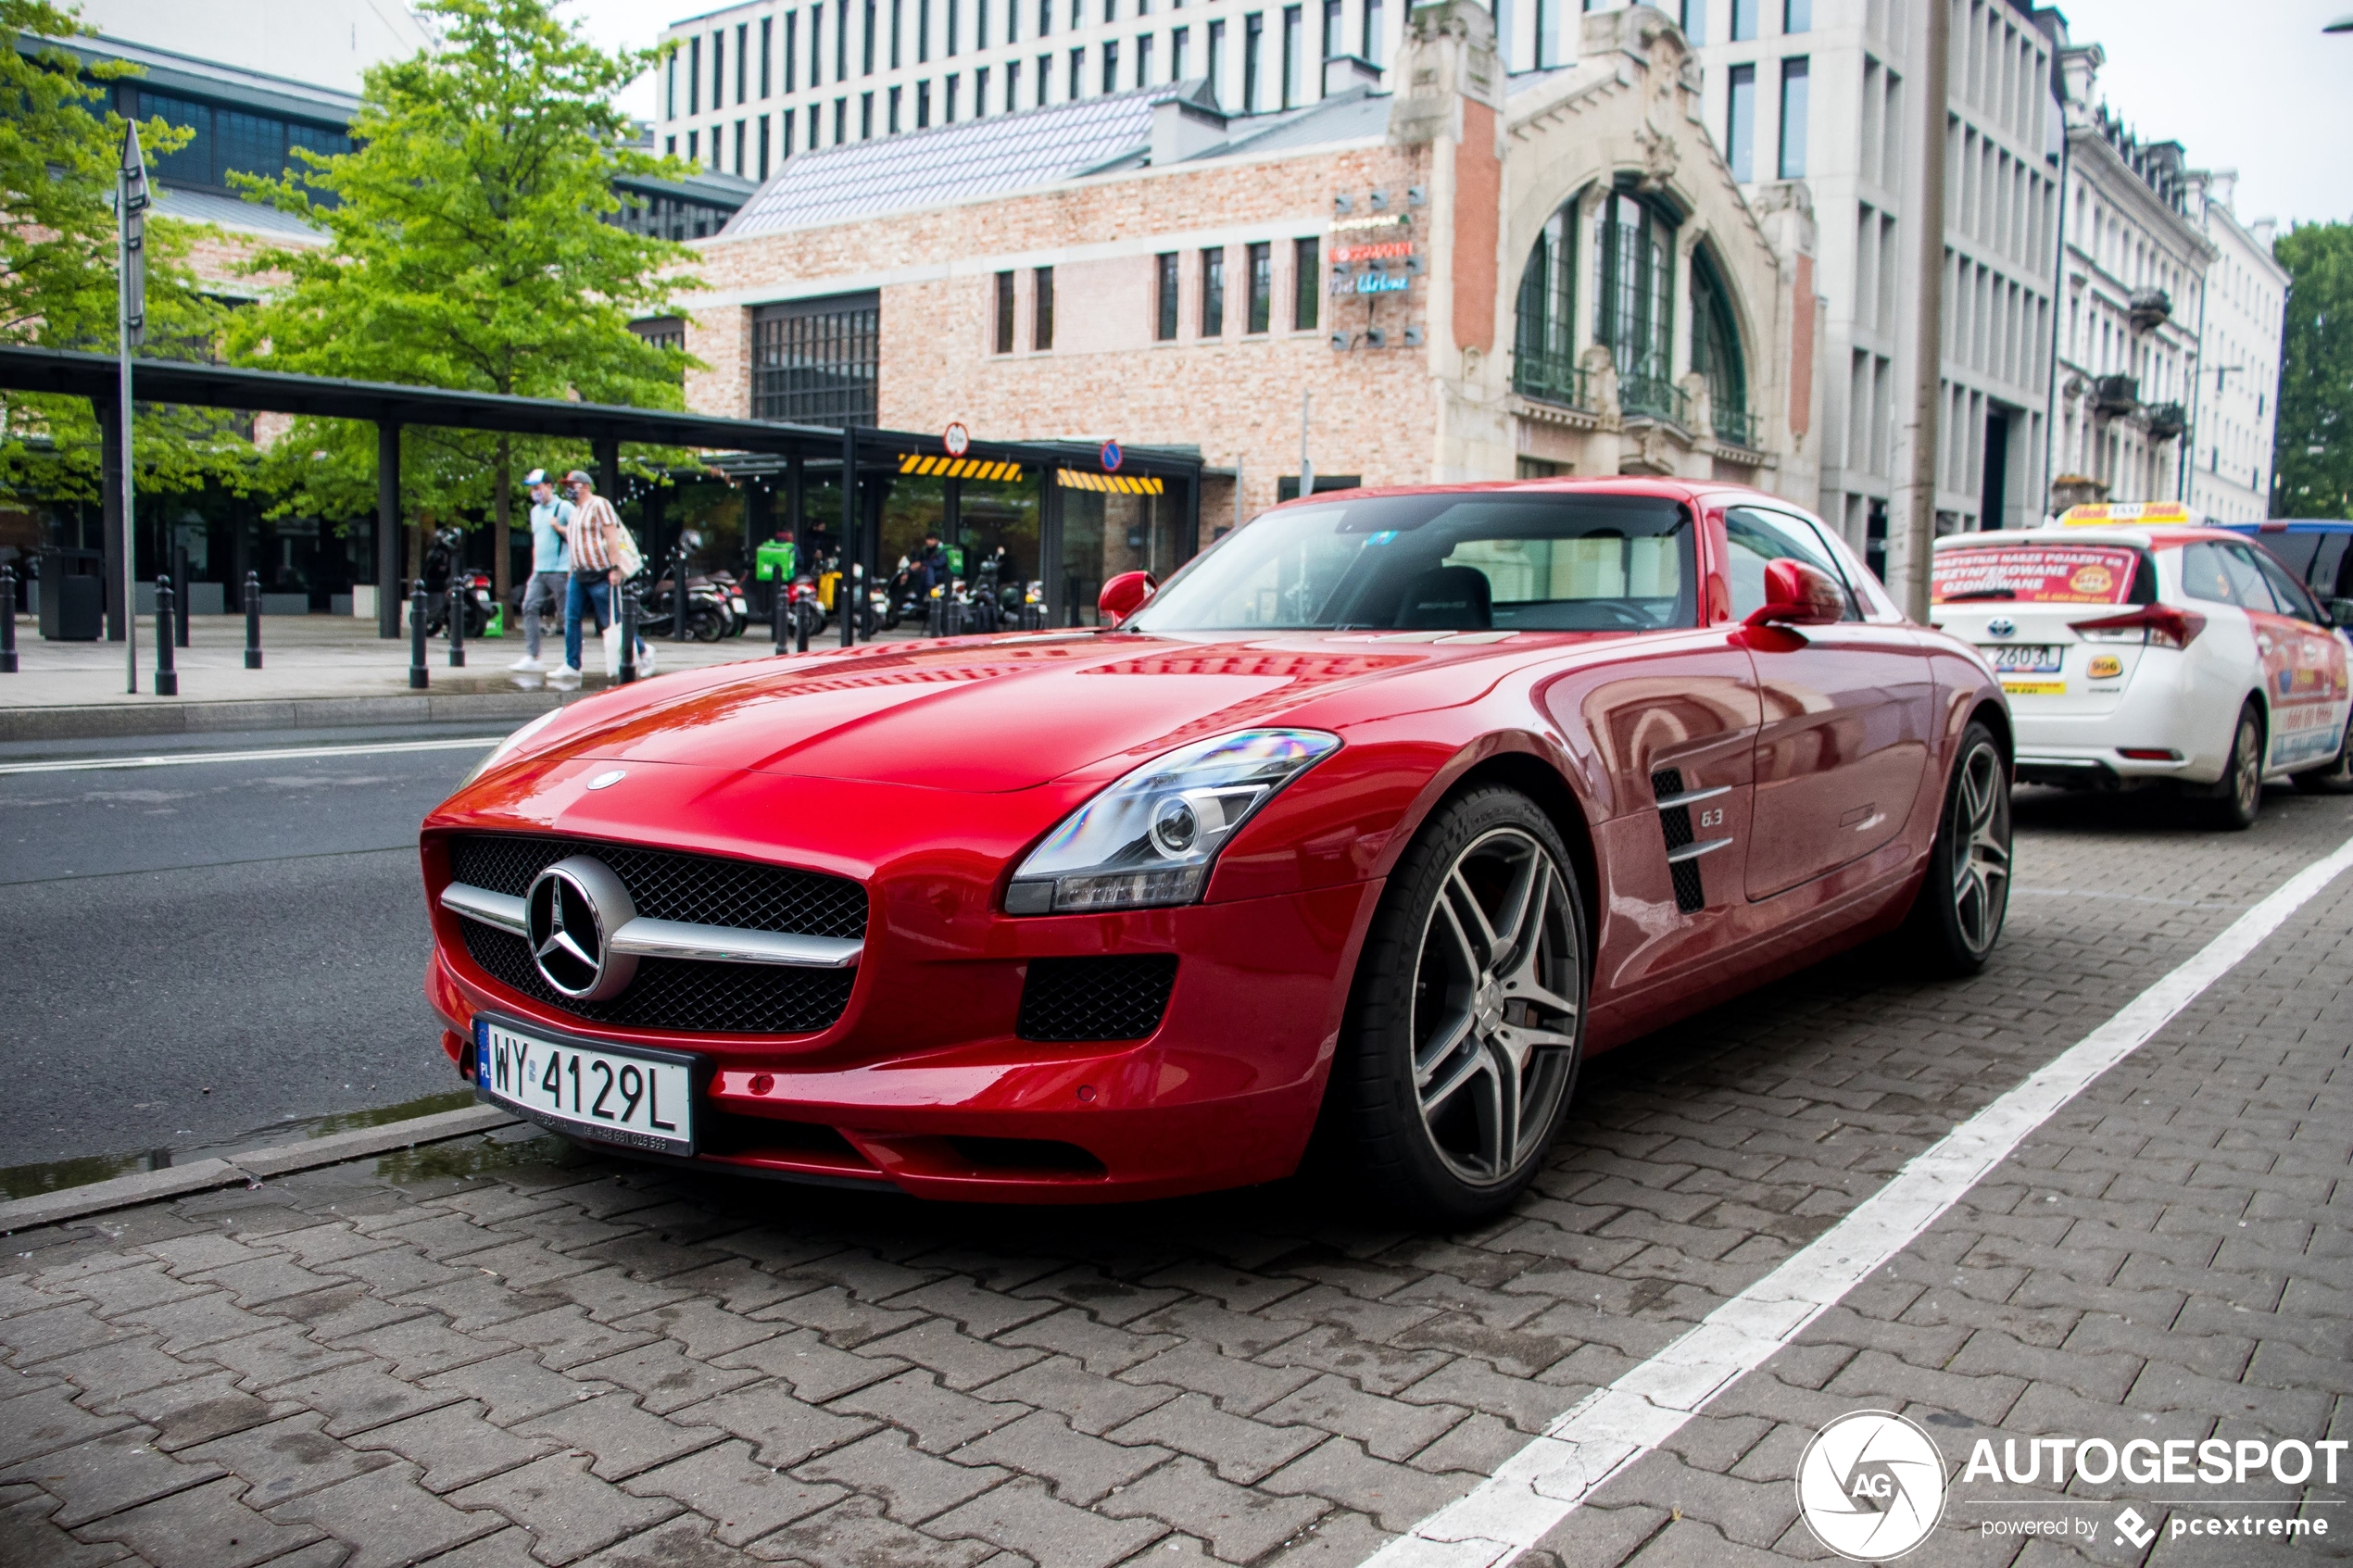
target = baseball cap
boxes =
[523,468,549,486]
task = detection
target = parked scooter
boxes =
[704,569,751,637]
[419,527,494,639]
[640,571,731,642]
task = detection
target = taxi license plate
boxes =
[474,1018,698,1156]
[1982,644,2064,673]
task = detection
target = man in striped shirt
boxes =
[554,470,652,685]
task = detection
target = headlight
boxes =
[1005,729,1340,915]
[460,706,563,787]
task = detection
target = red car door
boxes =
[1723,506,1938,901]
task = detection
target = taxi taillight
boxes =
[2070,604,2205,650]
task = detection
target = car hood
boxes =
[545,632,1511,791]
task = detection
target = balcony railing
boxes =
[1619,370,1690,427]
[2092,374,2140,418]
[1711,405,1757,449]
[2144,401,2186,442]
[2128,288,2172,332]
[1512,346,1594,412]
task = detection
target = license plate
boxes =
[474,1017,698,1156]
[1982,644,2065,673]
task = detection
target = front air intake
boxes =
[1016,955,1179,1042]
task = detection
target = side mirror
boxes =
[1099,570,1158,626]
[1744,558,1845,627]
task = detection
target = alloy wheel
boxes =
[1949,739,2011,955]
[1409,826,1582,1186]
[2233,713,2263,817]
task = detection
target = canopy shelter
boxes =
[0,344,1204,640]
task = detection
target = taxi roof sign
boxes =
[2057,501,2200,528]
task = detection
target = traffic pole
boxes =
[243,570,262,669]
[409,579,429,689]
[153,573,177,696]
[619,580,640,684]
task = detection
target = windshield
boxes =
[1132,493,1696,633]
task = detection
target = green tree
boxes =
[0,0,244,506]
[2272,221,2353,521]
[229,0,697,596]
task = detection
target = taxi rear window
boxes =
[1932,545,2142,605]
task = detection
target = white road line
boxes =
[1364,834,2353,1568]
[0,736,501,776]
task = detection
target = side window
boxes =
[1722,507,1859,621]
[2219,543,2284,613]
[2253,550,2325,626]
[2179,543,2241,608]
[2311,534,2350,599]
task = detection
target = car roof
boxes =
[1261,476,1794,511]
[2218,519,2353,533]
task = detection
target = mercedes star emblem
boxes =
[524,855,639,1001]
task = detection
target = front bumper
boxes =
[428,878,1381,1203]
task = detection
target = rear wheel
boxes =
[1894,721,2012,976]
[2293,721,2353,796]
[2196,702,2265,830]
[1329,788,1587,1224]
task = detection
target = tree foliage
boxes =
[2273,221,2353,521]
[0,0,247,505]
[228,0,698,592]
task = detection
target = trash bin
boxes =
[38,548,104,641]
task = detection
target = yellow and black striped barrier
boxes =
[896,453,1026,481]
[1055,470,1165,495]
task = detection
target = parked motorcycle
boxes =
[704,569,752,637]
[640,571,731,642]
[419,527,493,639]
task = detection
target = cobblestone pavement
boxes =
[2,788,2347,1568]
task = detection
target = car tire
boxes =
[1327,787,1588,1225]
[2196,701,2266,830]
[2292,722,2353,796]
[1894,720,2013,978]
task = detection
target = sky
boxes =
[559,0,2353,230]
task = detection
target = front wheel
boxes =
[1327,788,1588,1224]
[1894,720,2013,977]
[2196,701,2265,830]
[2293,721,2353,796]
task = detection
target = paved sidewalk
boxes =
[0,790,2346,1568]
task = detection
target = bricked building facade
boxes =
[671,1,1823,608]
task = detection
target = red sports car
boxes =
[421,480,2013,1220]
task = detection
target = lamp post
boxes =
[118,122,147,694]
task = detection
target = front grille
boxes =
[460,923,856,1035]
[1651,768,1706,916]
[447,833,865,1035]
[449,834,866,940]
[1017,956,1178,1043]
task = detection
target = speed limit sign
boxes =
[943,421,972,457]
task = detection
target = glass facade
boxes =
[131,90,353,198]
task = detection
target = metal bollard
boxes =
[409,579,429,689]
[796,597,810,655]
[243,571,262,670]
[447,580,466,667]
[172,546,190,648]
[0,563,17,673]
[154,575,179,696]
[673,548,689,643]
[773,583,788,656]
[619,580,640,684]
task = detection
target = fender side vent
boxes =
[1651,768,1707,915]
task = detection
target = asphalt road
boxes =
[0,727,508,1171]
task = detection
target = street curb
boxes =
[0,1104,522,1232]
[0,691,573,744]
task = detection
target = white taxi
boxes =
[1931,503,2353,829]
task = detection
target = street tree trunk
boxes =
[493,433,512,603]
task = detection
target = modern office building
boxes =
[2182,169,2284,523]
[670,3,1822,621]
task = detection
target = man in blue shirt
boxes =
[510,468,573,672]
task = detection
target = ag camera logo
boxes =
[1796,1411,1948,1562]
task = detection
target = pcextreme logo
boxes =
[1795,1411,1949,1562]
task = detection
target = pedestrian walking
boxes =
[553,470,651,687]
[509,469,573,672]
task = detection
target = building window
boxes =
[1363,0,1382,64]
[1102,39,1118,93]
[1136,32,1151,85]
[1729,0,1755,40]
[786,11,799,90]
[915,80,928,127]
[758,115,770,177]
[1535,0,1565,67]
[1323,0,1341,57]
[1069,45,1084,97]
[1593,189,1677,414]
[730,119,742,171]
[1208,20,1227,100]
[761,17,774,94]
[712,30,725,107]
[784,114,795,157]
[949,0,961,52]
[1243,13,1263,111]
[1037,53,1050,104]
[1247,242,1272,332]
[893,0,905,67]
[687,128,699,161]
[736,22,749,100]
[837,0,849,78]
[861,91,873,137]
[889,84,902,132]
[1007,57,1021,107]
[1294,236,1319,331]
[1172,24,1189,76]
[665,133,675,155]
[946,73,960,119]
[1201,246,1226,335]
[1725,63,1755,182]
[1156,252,1180,340]
[918,0,931,61]
[1514,195,1579,404]
[1034,266,1055,349]
[1039,0,1051,34]
[1281,6,1300,107]
[1679,0,1703,43]
[753,291,881,426]
[1782,0,1808,31]
[975,66,988,113]
[995,270,1016,352]
[1690,245,1749,443]
[864,0,878,72]
[631,316,687,358]
[132,92,356,197]
[812,7,824,83]
[665,49,677,118]
[1777,56,1807,178]
[689,36,702,113]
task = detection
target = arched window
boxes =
[1690,246,1751,446]
[1513,193,1585,408]
[1593,189,1680,421]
